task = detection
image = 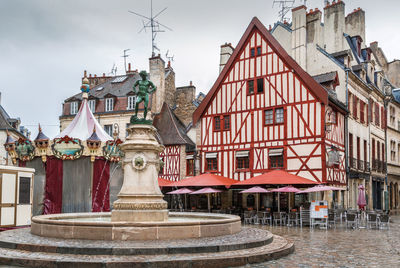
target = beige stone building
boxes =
[59,56,203,180]
[267,1,397,210]
[386,92,400,212]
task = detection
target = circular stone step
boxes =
[0,228,273,256]
[0,235,294,268]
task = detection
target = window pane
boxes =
[223,115,230,130]
[237,157,249,169]
[270,155,284,168]
[214,117,221,131]
[104,125,113,136]
[89,100,96,113]
[257,78,264,93]
[128,96,136,110]
[250,48,255,57]
[248,80,254,94]
[70,102,78,115]
[19,177,30,204]
[276,108,284,124]
[257,46,261,55]
[265,110,273,124]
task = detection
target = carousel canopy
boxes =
[56,93,112,142]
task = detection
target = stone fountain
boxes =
[0,72,293,266]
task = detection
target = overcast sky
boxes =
[1,0,399,138]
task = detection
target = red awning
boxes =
[234,170,319,185]
[169,173,236,188]
[158,178,174,187]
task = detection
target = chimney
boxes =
[345,8,365,47]
[84,70,87,77]
[306,8,323,47]
[323,0,345,53]
[149,54,166,114]
[291,5,307,70]
[219,43,234,73]
[126,63,135,74]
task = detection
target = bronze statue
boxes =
[131,70,156,123]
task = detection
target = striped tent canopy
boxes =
[55,98,112,142]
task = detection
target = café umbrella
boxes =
[190,187,222,212]
[271,186,300,212]
[297,185,342,194]
[166,188,193,211]
[240,187,270,211]
[357,185,367,210]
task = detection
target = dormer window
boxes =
[127,96,136,110]
[70,101,78,115]
[88,99,96,113]
[105,98,114,112]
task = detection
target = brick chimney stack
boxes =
[291,5,307,70]
[149,54,166,114]
[219,43,234,73]
[323,0,346,53]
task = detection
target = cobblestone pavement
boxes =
[243,215,400,268]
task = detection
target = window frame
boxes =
[235,150,250,171]
[88,99,96,113]
[186,158,195,176]
[127,95,136,110]
[105,97,114,112]
[205,157,218,172]
[70,101,78,115]
[104,124,113,137]
[247,78,264,95]
[264,107,285,126]
[268,147,285,170]
[214,116,221,131]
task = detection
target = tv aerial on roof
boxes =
[129,0,172,57]
[109,63,117,76]
[273,0,295,22]
[166,50,174,62]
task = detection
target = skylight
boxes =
[96,87,104,91]
[111,76,128,83]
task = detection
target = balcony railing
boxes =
[349,158,357,169]
[372,159,386,173]
[357,159,364,171]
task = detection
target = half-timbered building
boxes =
[193,17,346,186]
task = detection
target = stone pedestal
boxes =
[111,124,168,222]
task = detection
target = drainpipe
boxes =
[345,68,350,209]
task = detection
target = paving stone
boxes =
[242,214,400,267]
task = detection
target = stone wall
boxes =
[164,67,176,108]
[149,55,166,115]
[174,85,196,126]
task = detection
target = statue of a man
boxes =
[132,70,156,120]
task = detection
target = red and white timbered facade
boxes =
[159,145,181,181]
[193,18,346,185]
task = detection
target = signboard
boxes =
[310,200,328,219]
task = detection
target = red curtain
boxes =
[92,158,110,212]
[43,156,63,214]
[18,161,26,167]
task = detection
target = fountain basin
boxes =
[31,212,241,240]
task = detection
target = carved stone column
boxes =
[111,124,168,222]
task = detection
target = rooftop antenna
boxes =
[165,50,174,63]
[110,63,117,76]
[129,0,172,57]
[273,0,295,22]
[121,49,130,73]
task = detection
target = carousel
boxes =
[4,78,124,216]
